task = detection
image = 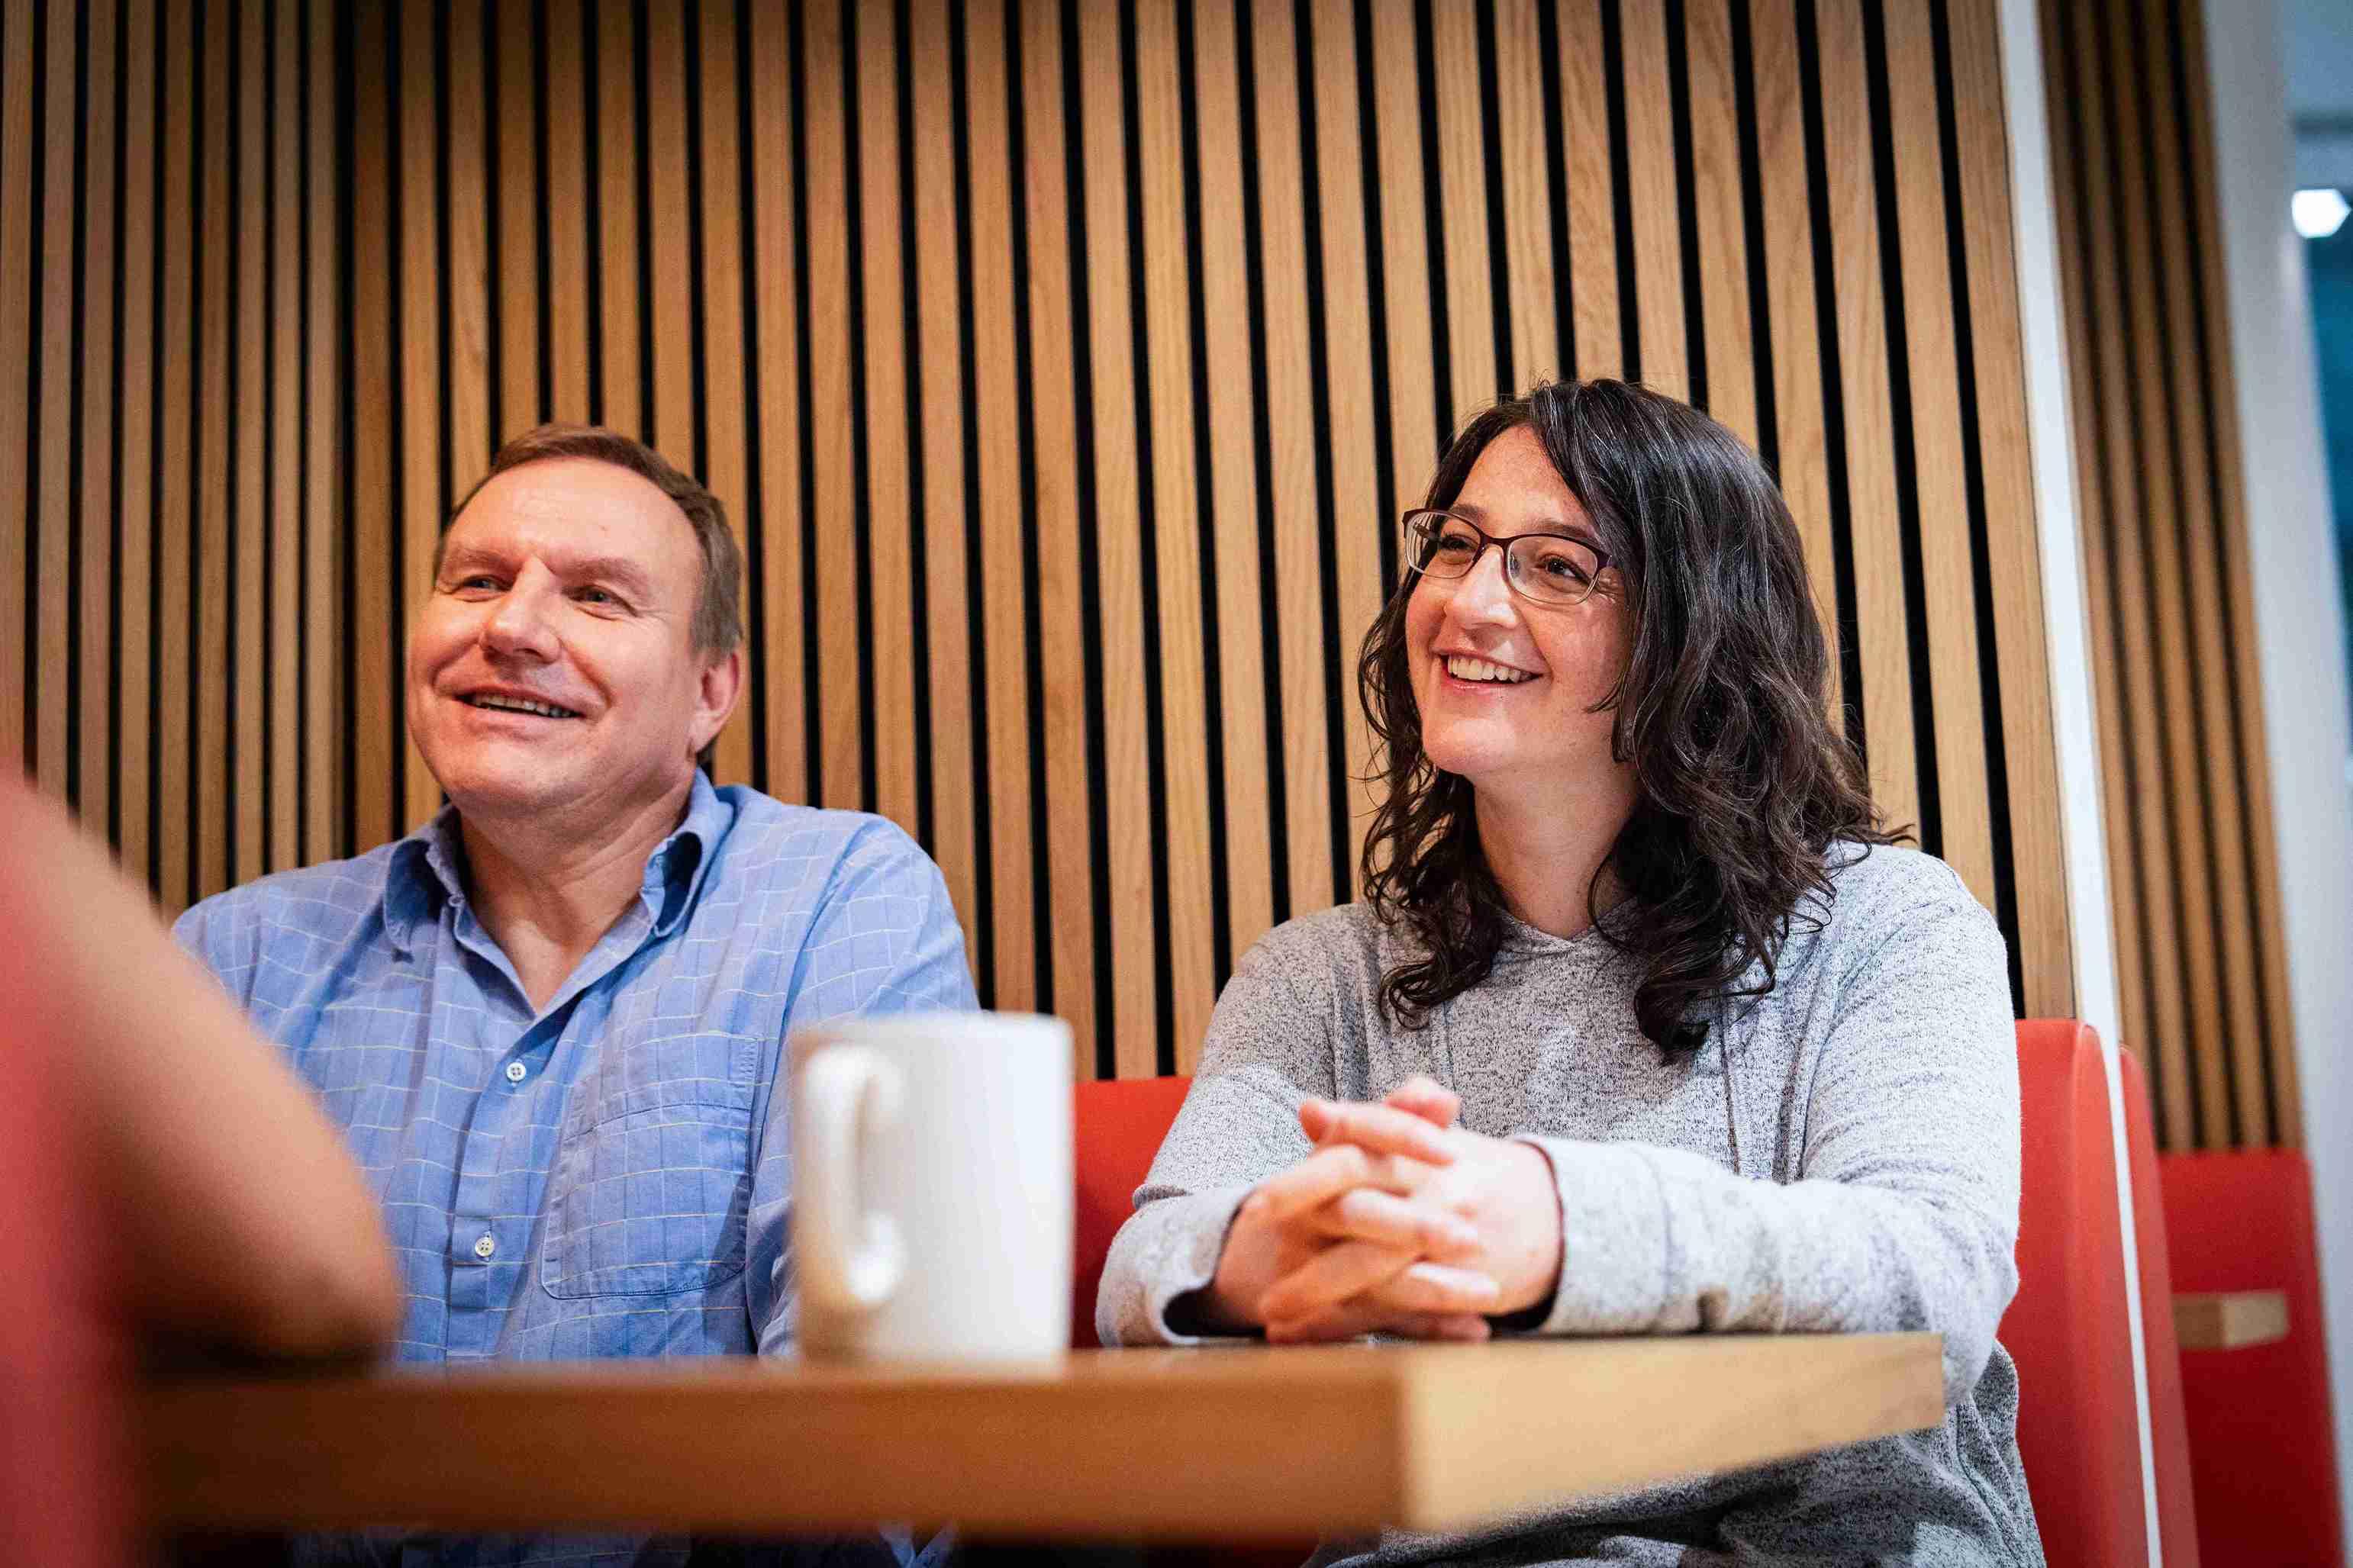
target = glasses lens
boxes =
[1506,534,1604,604]
[1404,512,1483,576]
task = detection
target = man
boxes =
[176,426,975,1563]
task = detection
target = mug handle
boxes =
[797,1045,906,1315]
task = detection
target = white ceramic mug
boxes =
[790,1011,1074,1364]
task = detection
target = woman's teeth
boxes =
[1444,655,1536,684]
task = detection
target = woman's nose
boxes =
[1447,545,1520,626]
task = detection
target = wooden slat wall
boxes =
[2039,0,2300,1151]
[1,0,343,903]
[7,0,2077,1084]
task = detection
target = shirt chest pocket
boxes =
[541,1028,761,1299]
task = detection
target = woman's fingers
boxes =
[1361,1261,1504,1315]
[1246,1142,1429,1227]
[1313,1186,1480,1260]
[1296,1097,1459,1164]
[1263,1303,1493,1345]
[1258,1238,1425,1324]
[1381,1075,1461,1129]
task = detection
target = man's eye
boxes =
[453,575,501,592]
[575,587,624,608]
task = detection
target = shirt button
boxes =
[504,1061,527,1083]
[473,1234,497,1261]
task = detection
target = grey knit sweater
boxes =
[1097,843,2044,1566]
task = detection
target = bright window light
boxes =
[2293,187,2351,240]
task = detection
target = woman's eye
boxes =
[1536,550,1592,583]
[1433,533,1476,555]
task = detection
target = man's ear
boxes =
[689,647,745,757]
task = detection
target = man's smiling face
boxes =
[405,456,733,831]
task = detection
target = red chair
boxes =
[1073,1074,1195,1350]
[2005,1021,2149,1567]
[2159,1147,2346,1567]
[0,898,127,1567]
[2118,1048,2200,1566]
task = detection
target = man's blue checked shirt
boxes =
[173,771,975,1566]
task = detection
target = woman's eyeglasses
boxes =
[1399,508,1611,608]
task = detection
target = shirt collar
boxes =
[380,771,733,951]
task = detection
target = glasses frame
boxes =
[1398,507,1614,609]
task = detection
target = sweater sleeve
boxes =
[1094,922,1342,1347]
[1522,873,2023,1408]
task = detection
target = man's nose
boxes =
[480,566,562,662]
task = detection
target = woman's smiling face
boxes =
[1405,424,1635,800]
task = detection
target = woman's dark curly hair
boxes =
[1358,378,1901,1053]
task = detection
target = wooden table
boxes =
[140,1335,1944,1541]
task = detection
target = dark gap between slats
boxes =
[1665,0,1707,411]
[1793,0,1867,775]
[1175,0,1237,990]
[893,0,933,848]
[1929,0,2023,1014]
[734,0,770,794]
[841,0,880,813]
[1117,0,1179,1073]
[2165,0,2279,1133]
[1294,0,1356,910]
[1600,0,1639,382]
[1534,0,1575,382]
[1729,0,1778,477]
[1412,0,1454,446]
[684,0,711,486]
[2126,5,2239,1139]
[1858,0,1942,858]
[632,0,656,443]
[1234,0,1295,927]
[531,0,553,427]
[1004,2,1058,1013]
[1057,0,1116,1074]
[946,0,998,1006]
[1352,0,1400,592]
[1475,0,1513,394]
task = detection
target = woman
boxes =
[1097,380,2042,1565]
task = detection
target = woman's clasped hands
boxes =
[1201,1076,1565,1344]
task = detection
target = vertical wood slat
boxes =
[1016,0,1096,1061]
[0,0,34,774]
[698,0,753,787]
[1559,0,1621,381]
[195,0,231,893]
[1493,0,1562,392]
[1192,0,1275,968]
[444,4,491,497]
[643,0,693,464]
[494,0,538,439]
[347,2,396,861]
[906,0,970,971]
[746,0,804,808]
[78,0,119,843]
[118,0,156,881]
[801,0,859,815]
[965,0,1035,1011]
[267,0,298,873]
[1075,0,1156,1074]
[1684,0,1758,447]
[1307,0,1387,900]
[595,0,640,436]
[233,0,266,885]
[395,0,438,835]
[1430,0,1496,418]
[1133,0,1217,1063]
[155,0,194,901]
[33,0,75,800]
[303,0,339,868]
[543,0,591,424]
[1620,0,1687,398]
[1371,0,1439,515]
[856,0,914,830]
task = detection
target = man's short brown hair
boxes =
[445,423,745,658]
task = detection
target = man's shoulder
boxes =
[176,844,404,942]
[709,788,937,881]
